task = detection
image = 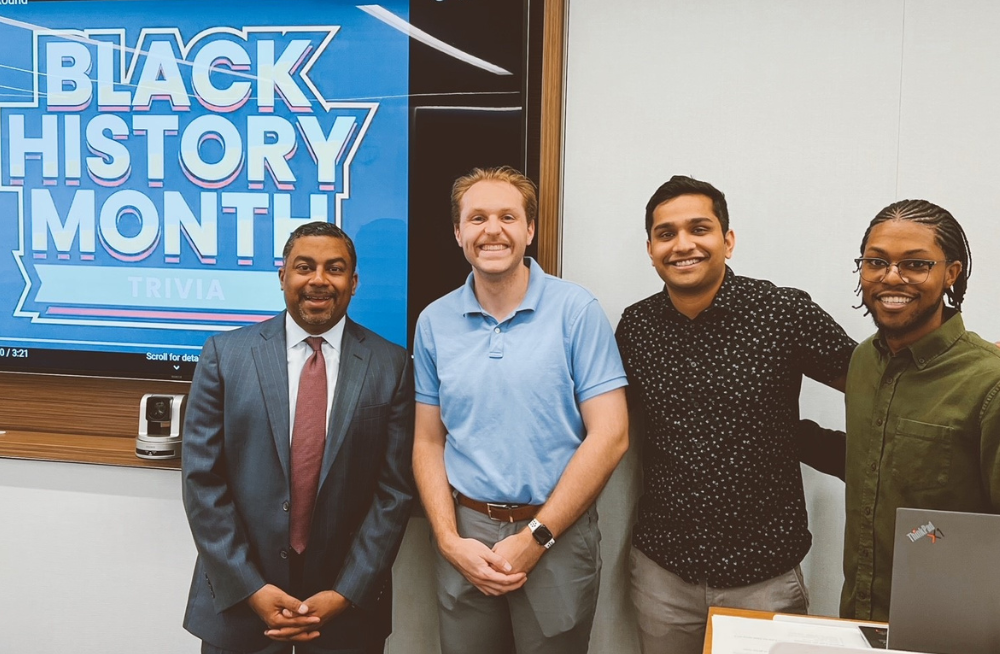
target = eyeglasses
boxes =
[853,257,949,284]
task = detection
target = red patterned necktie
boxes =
[290,336,327,554]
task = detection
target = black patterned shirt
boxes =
[616,267,856,588]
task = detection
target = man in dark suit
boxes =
[182,221,414,654]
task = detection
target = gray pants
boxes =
[435,503,602,654]
[201,643,382,654]
[630,547,810,654]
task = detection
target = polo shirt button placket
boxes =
[489,322,504,358]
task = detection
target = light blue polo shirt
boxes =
[414,258,627,504]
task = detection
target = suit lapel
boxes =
[319,319,370,491]
[252,313,291,480]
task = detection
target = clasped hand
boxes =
[443,530,544,597]
[247,584,351,642]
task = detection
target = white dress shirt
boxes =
[285,313,346,443]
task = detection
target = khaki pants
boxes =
[630,547,810,654]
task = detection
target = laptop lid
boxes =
[888,507,1000,654]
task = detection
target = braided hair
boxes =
[858,199,972,311]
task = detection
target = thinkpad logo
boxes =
[907,521,945,543]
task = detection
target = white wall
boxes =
[5,1,1000,651]
[0,459,198,653]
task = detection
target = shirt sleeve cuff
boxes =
[576,376,628,404]
[415,392,440,406]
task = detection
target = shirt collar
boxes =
[872,308,965,369]
[284,311,347,352]
[707,266,738,312]
[459,257,543,317]
[655,265,736,320]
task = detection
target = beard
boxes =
[865,294,943,341]
[296,306,334,327]
[294,291,340,328]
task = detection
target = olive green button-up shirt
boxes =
[841,312,1000,621]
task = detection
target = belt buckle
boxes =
[486,502,516,523]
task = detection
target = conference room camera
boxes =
[136,393,187,459]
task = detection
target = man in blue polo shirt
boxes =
[412,166,629,654]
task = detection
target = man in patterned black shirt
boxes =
[616,175,856,654]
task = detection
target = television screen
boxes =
[0,0,539,380]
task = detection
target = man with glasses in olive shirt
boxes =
[840,200,1000,621]
[616,175,856,654]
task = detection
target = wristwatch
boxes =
[528,518,556,549]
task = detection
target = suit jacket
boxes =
[182,313,414,652]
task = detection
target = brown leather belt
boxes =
[454,491,540,523]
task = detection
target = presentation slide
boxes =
[0,0,409,378]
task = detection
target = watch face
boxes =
[531,523,554,546]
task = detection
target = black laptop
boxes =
[888,508,1000,654]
